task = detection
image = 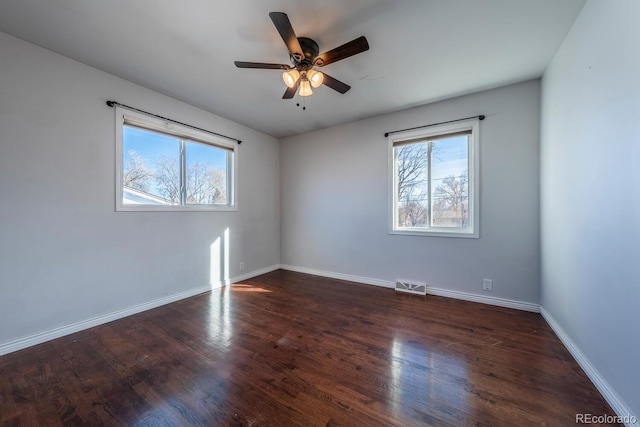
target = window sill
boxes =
[116,204,237,212]
[389,228,478,239]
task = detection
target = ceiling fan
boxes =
[235,12,369,99]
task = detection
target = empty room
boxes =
[0,0,638,425]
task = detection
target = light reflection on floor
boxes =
[204,283,271,355]
[206,286,233,351]
[389,335,468,418]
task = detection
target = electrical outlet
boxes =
[483,279,493,291]
[240,262,245,271]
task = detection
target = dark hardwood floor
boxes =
[0,270,619,426]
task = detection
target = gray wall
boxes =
[0,32,280,348]
[280,80,541,304]
[540,0,640,418]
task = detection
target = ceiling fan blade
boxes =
[269,12,304,61]
[283,79,300,99]
[314,36,369,67]
[321,73,351,94]
[234,61,291,70]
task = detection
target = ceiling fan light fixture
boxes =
[282,70,300,88]
[308,69,324,88]
[299,79,313,96]
[235,12,367,99]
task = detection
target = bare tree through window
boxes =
[123,150,227,205]
[390,120,477,235]
[396,143,428,226]
[123,150,154,191]
[433,171,468,227]
[395,143,443,227]
[118,109,235,209]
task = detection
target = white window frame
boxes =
[388,118,480,238]
[115,106,238,212]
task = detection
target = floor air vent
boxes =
[395,280,427,296]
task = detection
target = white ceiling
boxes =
[0,0,585,138]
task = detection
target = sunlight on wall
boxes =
[210,236,221,288]
[207,228,234,347]
[224,227,230,283]
[210,227,231,288]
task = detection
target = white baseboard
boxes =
[0,264,281,357]
[279,264,540,312]
[427,286,540,312]
[540,308,638,427]
[228,264,281,284]
[279,264,395,289]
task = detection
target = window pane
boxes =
[122,125,180,205]
[117,107,237,211]
[185,140,229,205]
[395,142,429,228]
[430,135,469,228]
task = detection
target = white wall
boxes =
[540,0,640,419]
[0,32,280,350]
[280,80,541,305]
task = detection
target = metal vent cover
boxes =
[395,279,427,296]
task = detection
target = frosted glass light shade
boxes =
[308,70,324,88]
[299,80,313,96]
[282,70,300,88]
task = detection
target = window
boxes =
[389,118,479,237]
[115,107,237,211]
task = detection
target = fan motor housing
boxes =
[292,37,319,70]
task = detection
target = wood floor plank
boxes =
[0,270,621,426]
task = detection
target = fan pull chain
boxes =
[295,93,307,111]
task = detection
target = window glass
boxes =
[185,140,229,205]
[389,119,479,237]
[116,107,236,211]
[395,142,429,228]
[122,125,180,205]
[431,136,469,228]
